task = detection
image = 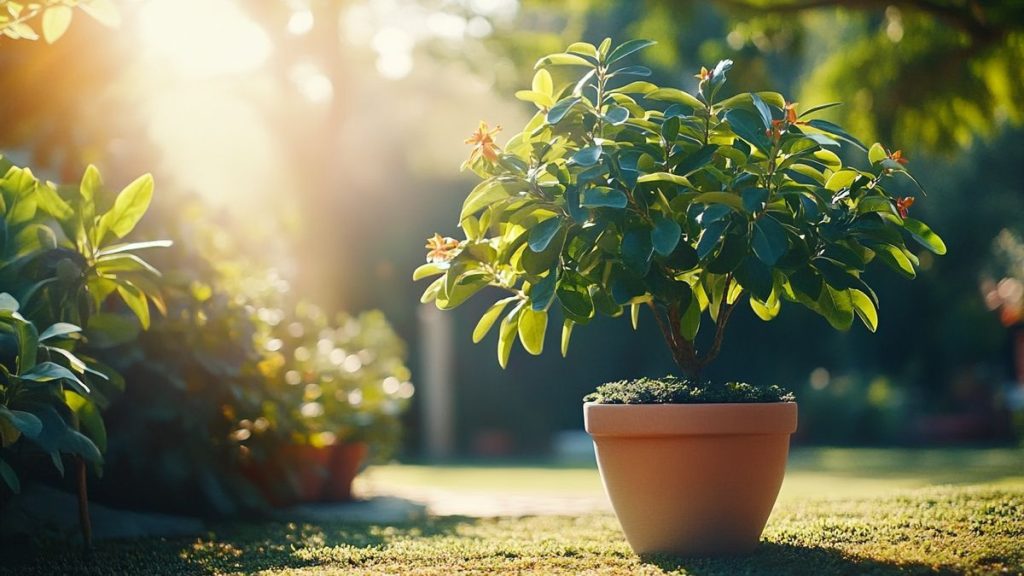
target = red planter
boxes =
[323,441,369,502]
[280,443,333,502]
[243,441,369,506]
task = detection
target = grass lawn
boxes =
[2,448,1022,575]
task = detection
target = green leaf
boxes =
[518,308,547,355]
[734,256,772,300]
[749,291,781,321]
[607,39,656,64]
[0,293,19,312]
[530,269,558,311]
[903,218,946,255]
[532,68,553,95]
[413,262,446,281]
[572,146,602,167]
[693,192,743,212]
[609,81,658,95]
[637,172,690,186]
[116,282,150,329]
[473,297,516,343]
[825,170,859,192]
[515,90,555,109]
[535,53,595,69]
[460,179,517,221]
[752,216,788,266]
[65,390,107,453]
[0,457,19,493]
[673,145,718,178]
[94,239,173,257]
[805,119,867,151]
[868,142,887,165]
[798,102,841,118]
[22,362,90,394]
[742,187,769,214]
[35,183,73,220]
[630,302,640,330]
[0,406,43,444]
[547,97,581,124]
[604,106,629,125]
[817,284,855,330]
[715,91,786,112]
[557,272,595,322]
[96,173,154,243]
[565,42,598,59]
[646,88,703,110]
[850,289,878,332]
[42,5,73,43]
[497,303,523,368]
[651,215,681,256]
[561,320,574,357]
[580,186,627,209]
[749,92,772,130]
[725,108,771,154]
[528,217,562,252]
[38,322,81,342]
[679,297,701,341]
[697,220,729,260]
[621,228,654,274]
[871,243,917,278]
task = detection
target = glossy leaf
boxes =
[752,216,788,266]
[647,88,703,110]
[903,218,947,255]
[535,53,595,69]
[518,308,548,355]
[580,186,627,209]
[528,217,562,252]
[473,297,516,343]
[97,174,155,243]
[607,39,656,64]
[850,289,878,332]
[651,216,682,256]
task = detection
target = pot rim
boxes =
[584,401,798,437]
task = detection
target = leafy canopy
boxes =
[416,38,944,379]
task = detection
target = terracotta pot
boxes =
[584,402,798,556]
[280,443,333,503]
[323,441,369,502]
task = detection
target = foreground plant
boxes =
[415,38,945,383]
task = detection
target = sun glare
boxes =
[137,0,271,77]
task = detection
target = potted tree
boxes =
[414,38,945,555]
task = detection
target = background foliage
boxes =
[0,0,1020,473]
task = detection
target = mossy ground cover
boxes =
[2,448,1022,575]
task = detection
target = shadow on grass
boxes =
[642,542,957,576]
[0,515,479,576]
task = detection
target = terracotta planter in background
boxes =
[584,402,798,556]
[323,441,369,502]
[280,443,333,503]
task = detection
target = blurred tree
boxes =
[477,0,1024,152]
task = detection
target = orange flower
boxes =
[888,149,909,166]
[767,119,786,140]
[465,121,502,164]
[694,66,711,82]
[425,233,460,263]
[784,101,799,124]
[895,196,915,218]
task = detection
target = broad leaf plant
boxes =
[416,38,946,381]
